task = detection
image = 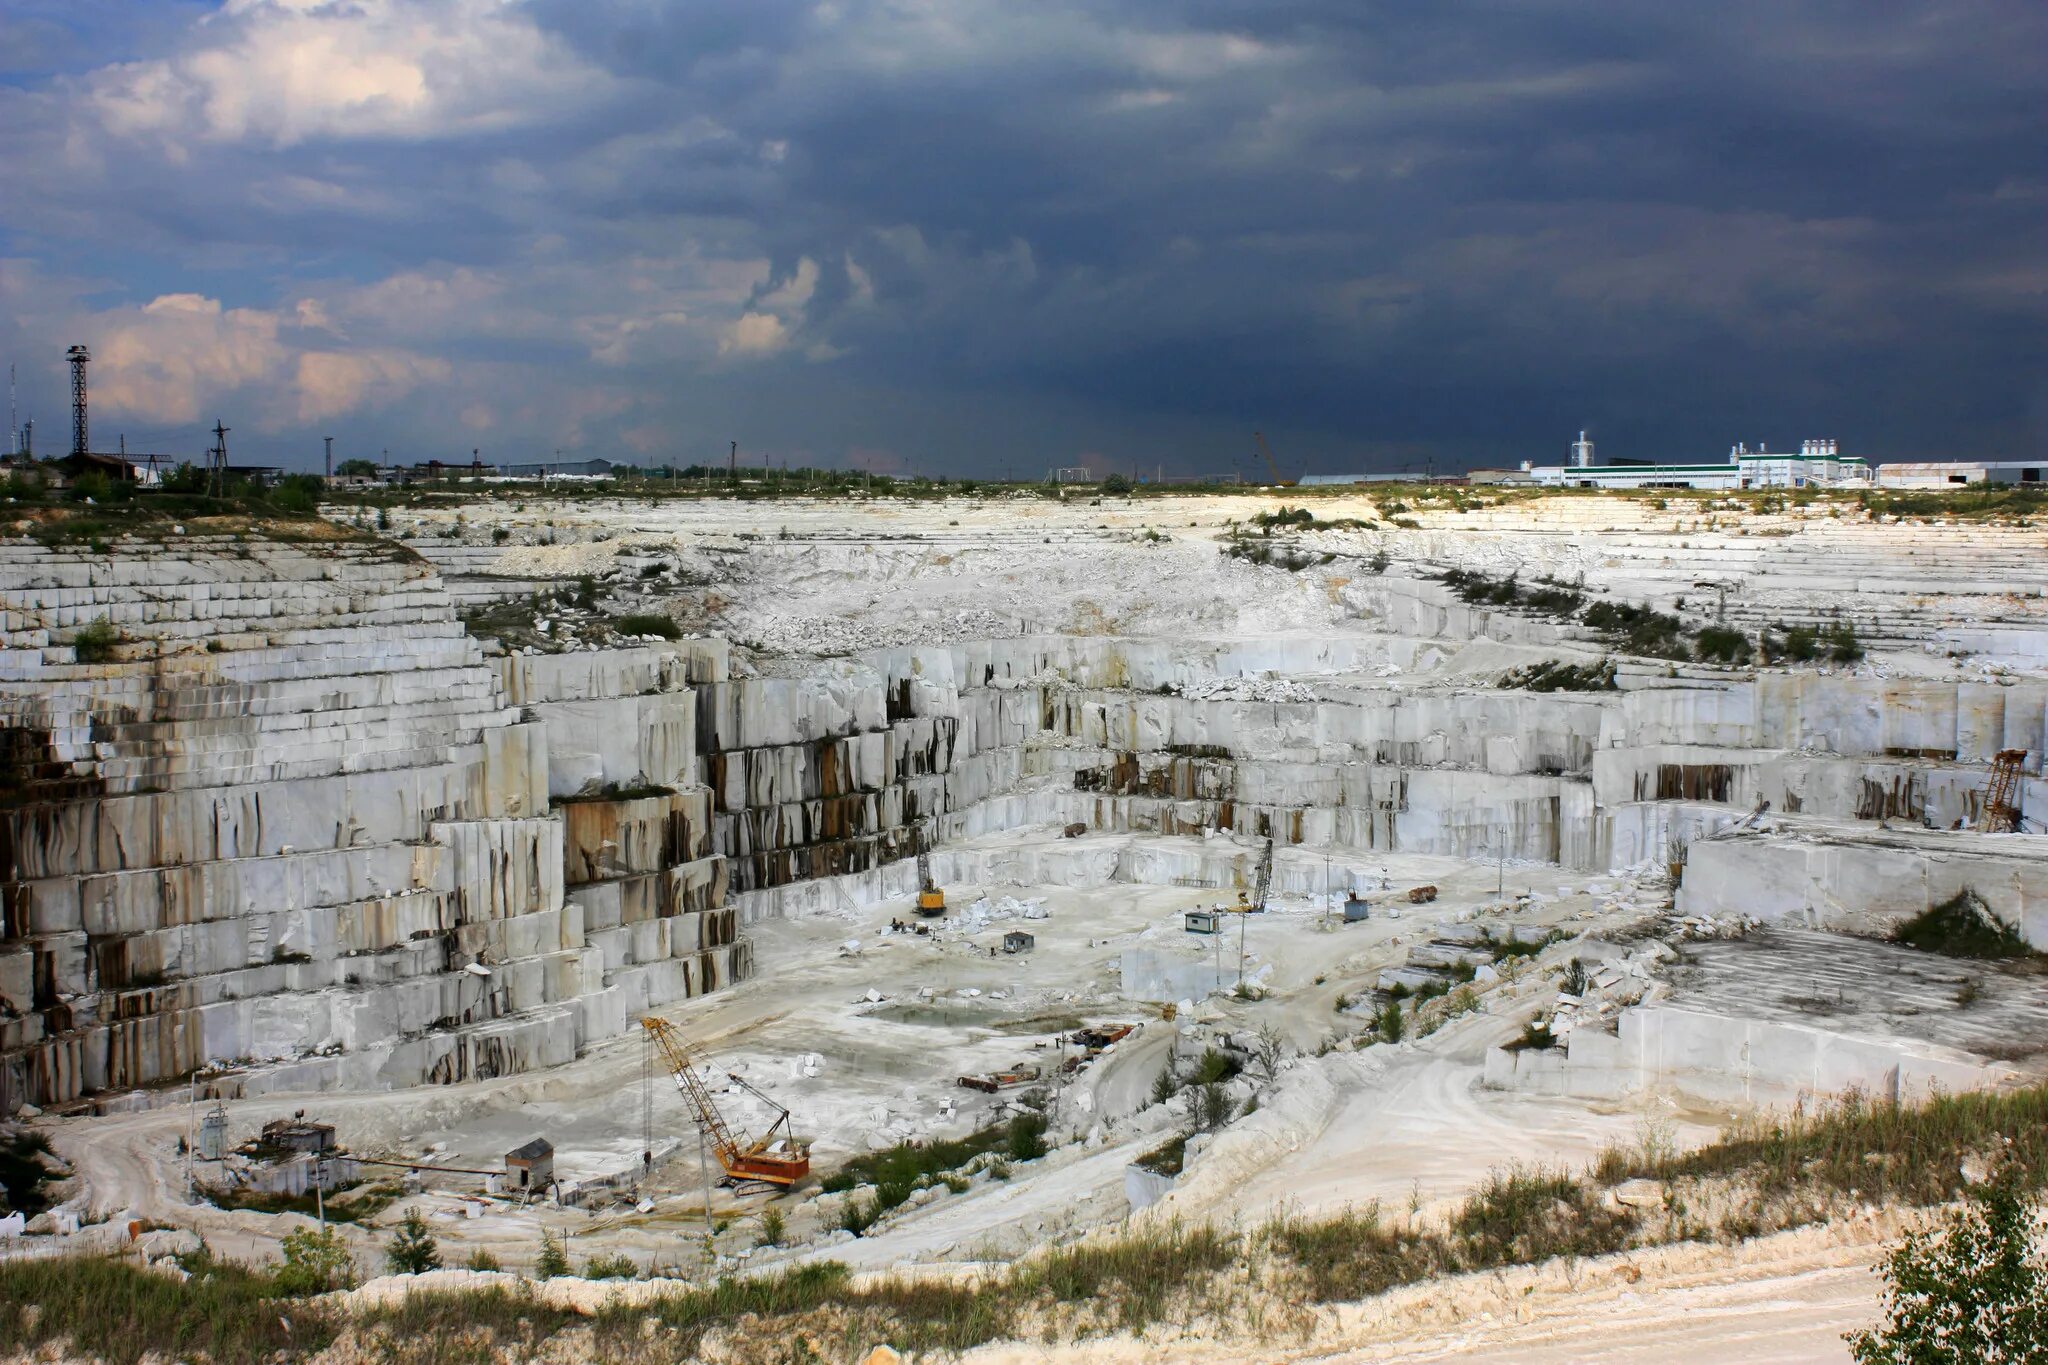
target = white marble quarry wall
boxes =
[526,693,695,799]
[1678,835,2048,948]
[0,542,748,1116]
[492,642,728,705]
[1591,746,2014,829]
[1485,1005,2013,1108]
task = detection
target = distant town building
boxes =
[1874,461,2043,489]
[1296,472,1415,487]
[491,458,616,480]
[1519,435,1870,491]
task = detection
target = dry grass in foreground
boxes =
[1,1082,2042,1364]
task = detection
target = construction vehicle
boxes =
[1253,432,1297,487]
[640,1016,810,1190]
[1978,749,2028,833]
[1234,836,1274,913]
[915,840,947,917]
[956,1063,1041,1094]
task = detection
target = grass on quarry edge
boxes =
[3,1082,2044,1361]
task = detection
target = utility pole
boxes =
[1238,906,1247,989]
[7,364,15,456]
[324,436,334,480]
[208,420,230,497]
[67,344,89,458]
[697,1125,713,1236]
[728,440,737,485]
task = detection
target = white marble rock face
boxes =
[4,534,2046,1113]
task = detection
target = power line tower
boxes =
[207,419,230,497]
[67,344,90,458]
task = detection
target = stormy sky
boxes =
[1,1,2043,477]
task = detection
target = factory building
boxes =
[1874,461,2043,489]
[1517,433,1871,491]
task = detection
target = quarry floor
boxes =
[43,826,1713,1274]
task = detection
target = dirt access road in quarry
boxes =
[13,487,2048,1361]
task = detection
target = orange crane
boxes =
[1253,432,1297,487]
[640,1016,810,1189]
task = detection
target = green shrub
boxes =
[1101,473,1132,495]
[270,474,323,515]
[1376,999,1405,1042]
[384,1209,441,1274]
[840,1194,880,1236]
[1847,1168,2048,1364]
[463,1247,502,1272]
[1895,890,2037,961]
[1191,1047,1241,1086]
[1582,600,1689,658]
[758,1207,786,1246]
[0,1131,57,1215]
[72,616,119,664]
[1150,1065,1179,1105]
[534,1229,570,1277]
[1136,1135,1187,1176]
[1780,625,1821,661]
[274,1226,357,1295]
[1006,1112,1049,1161]
[583,1253,638,1280]
[1694,626,1752,665]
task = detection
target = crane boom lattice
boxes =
[639,1016,810,1188]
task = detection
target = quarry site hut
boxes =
[504,1138,554,1191]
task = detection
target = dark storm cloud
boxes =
[0,1,2041,472]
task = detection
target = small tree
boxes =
[273,1226,356,1295]
[1251,1023,1285,1081]
[1101,473,1132,495]
[534,1228,570,1278]
[383,1209,442,1275]
[1846,1170,2048,1364]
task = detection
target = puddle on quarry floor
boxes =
[859,1003,1089,1034]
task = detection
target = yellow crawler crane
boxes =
[639,1016,810,1189]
